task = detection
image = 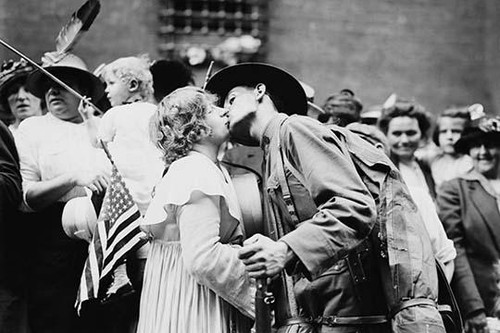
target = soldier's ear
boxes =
[254,83,266,102]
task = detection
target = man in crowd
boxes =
[0,119,24,332]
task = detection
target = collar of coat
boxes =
[459,169,498,198]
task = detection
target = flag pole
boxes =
[202,60,215,91]
[0,37,104,115]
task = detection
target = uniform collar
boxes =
[260,113,288,149]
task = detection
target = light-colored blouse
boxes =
[16,112,110,210]
[399,160,456,264]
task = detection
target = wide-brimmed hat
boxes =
[26,53,104,101]
[205,62,307,115]
[454,123,500,154]
[0,59,36,100]
[61,194,98,242]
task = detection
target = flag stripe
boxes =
[76,162,147,312]
[106,209,141,249]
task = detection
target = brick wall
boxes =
[0,0,160,72]
[1,0,499,116]
[268,0,500,115]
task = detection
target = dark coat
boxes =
[0,120,22,287]
[437,171,500,317]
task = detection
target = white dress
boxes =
[97,102,164,216]
[137,152,255,333]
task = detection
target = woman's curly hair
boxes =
[150,86,217,164]
[377,98,433,140]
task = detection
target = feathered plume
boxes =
[55,0,101,56]
[468,103,485,121]
[382,93,398,110]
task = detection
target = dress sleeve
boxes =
[15,120,41,211]
[97,107,117,143]
[437,179,485,317]
[279,117,377,279]
[177,191,255,319]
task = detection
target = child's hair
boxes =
[102,55,154,102]
[150,86,217,164]
[432,106,471,146]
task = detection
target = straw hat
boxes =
[61,195,98,242]
[0,59,36,102]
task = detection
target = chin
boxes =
[229,128,259,146]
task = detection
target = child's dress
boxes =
[137,152,255,333]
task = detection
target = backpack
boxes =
[272,117,463,333]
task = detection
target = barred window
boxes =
[158,0,268,65]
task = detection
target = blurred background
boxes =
[1,0,499,116]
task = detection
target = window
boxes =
[158,0,268,66]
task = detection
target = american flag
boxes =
[76,149,147,312]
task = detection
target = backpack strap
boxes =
[274,119,301,226]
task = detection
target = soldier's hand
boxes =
[238,234,288,279]
[465,311,489,333]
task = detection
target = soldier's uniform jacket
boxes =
[261,113,445,333]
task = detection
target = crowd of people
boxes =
[0,48,499,333]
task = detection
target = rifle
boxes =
[255,278,274,333]
[255,143,298,332]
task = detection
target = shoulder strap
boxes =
[274,119,300,225]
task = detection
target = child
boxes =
[80,55,164,301]
[428,106,474,189]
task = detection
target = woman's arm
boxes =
[178,191,255,319]
[26,170,108,211]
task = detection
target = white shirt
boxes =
[399,160,456,264]
[16,112,110,210]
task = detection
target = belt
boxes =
[315,315,388,326]
[390,298,437,318]
[281,315,388,328]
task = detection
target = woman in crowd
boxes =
[0,59,43,137]
[437,118,500,333]
[138,87,254,333]
[17,52,109,332]
[426,106,474,189]
[378,99,456,280]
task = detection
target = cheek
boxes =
[386,135,399,147]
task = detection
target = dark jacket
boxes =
[0,120,22,287]
[437,171,500,317]
[262,114,444,332]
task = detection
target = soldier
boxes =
[206,63,447,333]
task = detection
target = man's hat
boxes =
[27,53,104,101]
[454,120,500,154]
[205,62,307,116]
[0,59,35,100]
